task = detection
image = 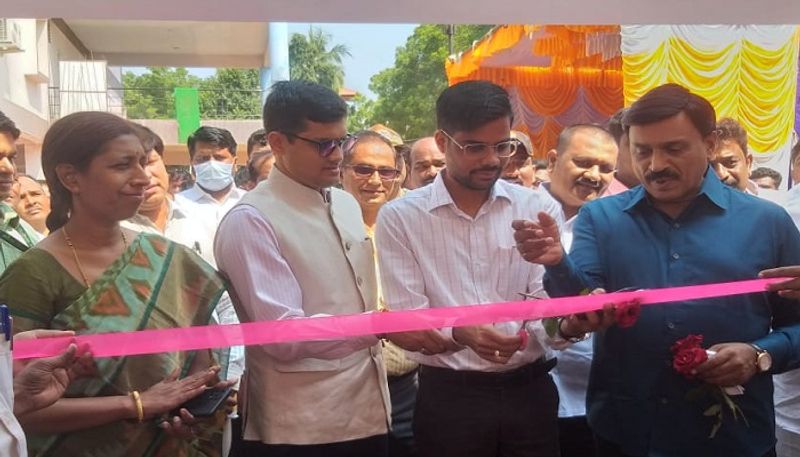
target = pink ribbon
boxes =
[12,277,785,360]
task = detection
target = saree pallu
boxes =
[30,233,228,457]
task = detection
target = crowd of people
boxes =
[0,78,799,457]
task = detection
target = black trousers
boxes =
[237,434,388,457]
[414,359,560,457]
[559,416,596,457]
[388,370,419,457]
[595,436,777,457]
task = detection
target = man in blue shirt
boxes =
[514,83,800,457]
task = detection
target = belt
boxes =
[419,358,557,388]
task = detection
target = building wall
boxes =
[0,19,86,177]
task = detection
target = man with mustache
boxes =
[404,137,445,190]
[12,175,50,235]
[0,111,42,274]
[540,124,617,457]
[377,80,564,457]
[515,83,800,457]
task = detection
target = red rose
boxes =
[673,347,708,379]
[614,300,641,328]
[670,334,704,354]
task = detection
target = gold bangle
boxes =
[129,391,144,423]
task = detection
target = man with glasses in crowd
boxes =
[376,80,564,457]
[501,130,536,188]
[341,130,420,457]
[215,80,391,457]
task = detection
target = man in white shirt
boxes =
[540,124,618,457]
[175,126,245,263]
[123,125,199,244]
[173,126,244,376]
[215,80,390,456]
[377,80,564,457]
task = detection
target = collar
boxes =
[129,199,189,234]
[266,165,333,205]
[540,183,573,223]
[0,203,20,230]
[182,183,243,204]
[425,170,511,213]
[622,166,728,213]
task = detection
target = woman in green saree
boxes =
[0,112,232,457]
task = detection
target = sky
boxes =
[126,23,417,99]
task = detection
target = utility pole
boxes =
[447,24,455,55]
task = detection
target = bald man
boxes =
[405,137,445,190]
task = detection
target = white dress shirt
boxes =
[173,185,246,381]
[541,185,593,418]
[376,173,564,372]
[0,339,26,457]
[215,206,379,362]
[121,199,202,251]
[775,185,800,435]
[174,184,245,265]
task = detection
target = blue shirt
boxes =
[545,169,800,457]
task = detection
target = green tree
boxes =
[369,25,493,140]
[346,94,376,132]
[289,27,351,90]
[123,67,262,119]
[200,68,262,119]
[122,67,202,119]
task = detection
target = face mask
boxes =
[194,161,234,192]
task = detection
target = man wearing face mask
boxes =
[174,126,245,450]
[176,126,244,263]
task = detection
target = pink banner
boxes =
[13,278,784,360]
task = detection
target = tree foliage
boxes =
[346,94,376,133]
[369,25,493,140]
[122,67,262,119]
[122,67,202,119]
[200,68,262,119]
[289,27,351,90]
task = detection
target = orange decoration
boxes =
[446,25,625,156]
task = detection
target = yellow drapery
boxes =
[622,28,800,154]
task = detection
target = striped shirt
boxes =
[376,172,563,372]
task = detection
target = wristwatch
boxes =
[749,343,773,373]
[557,317,589,343]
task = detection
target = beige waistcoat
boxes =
[234,167,390,445]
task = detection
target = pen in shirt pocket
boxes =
[193,241,203,255]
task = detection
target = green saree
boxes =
[0,233,228,457]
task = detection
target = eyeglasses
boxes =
[439,130,517,158]
[345,164,401,181]
[284,132,356,158]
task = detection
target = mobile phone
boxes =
[172,386,233,417]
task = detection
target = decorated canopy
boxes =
[447,25,800,183]
[446,25,624,157]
